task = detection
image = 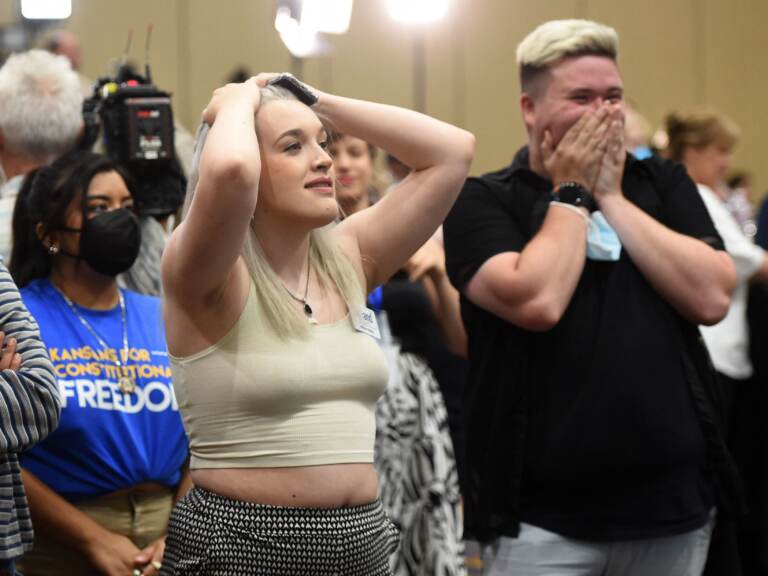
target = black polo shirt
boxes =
[444,147,728,542]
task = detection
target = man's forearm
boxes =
[467,204,589,331]
[600,195,736,325]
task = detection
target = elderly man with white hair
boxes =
[0,49,83,261]
[444,19,739,576]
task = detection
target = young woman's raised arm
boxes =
[162,78,262,301]
[319,92,475,289]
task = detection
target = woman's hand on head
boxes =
[248,72,322,103]
[201,72,320,126]
[202,77,262,126]
[249,72,283,87]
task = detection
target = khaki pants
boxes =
[18,490,173,576]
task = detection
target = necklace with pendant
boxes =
[281,252,317,324]
[55,286,136,394]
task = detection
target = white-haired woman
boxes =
[159,74,474,574]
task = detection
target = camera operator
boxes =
[81,63,187,296]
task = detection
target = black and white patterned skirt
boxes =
[161,487,400,575]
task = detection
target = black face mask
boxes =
[60,209,142,276]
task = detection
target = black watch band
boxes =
[267,73,319,107]
[550,181,597,213]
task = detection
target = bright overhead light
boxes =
[300,0,353,34]
[275,5,328,58]
[21,0,72,19]
[274,1,342,58]
[274,5,299,35]
[386,0,449,24]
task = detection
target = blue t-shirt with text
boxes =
[20,279,188,501]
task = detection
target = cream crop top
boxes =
[169,284,389,469]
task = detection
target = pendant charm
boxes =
[118,376,136,394]
[303,302,313,317]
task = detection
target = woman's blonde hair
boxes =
[183,84,363,339]
[664,109,740,161]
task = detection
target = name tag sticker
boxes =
[351,305,381,339]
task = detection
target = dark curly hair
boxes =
[9,150,133,287]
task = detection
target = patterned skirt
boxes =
[375,350,465,575]
[161,487,400,575]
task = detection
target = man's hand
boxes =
[541,104,611,191]
[0,331,21,371]
[593,109,626,205]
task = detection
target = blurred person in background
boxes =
[330,133,467,576]
[0,49,82,263]
[667,110,768,576]
[666,110,768,407]
[9,151,189,576]
[39,29,83,73]
[725,171,757,239]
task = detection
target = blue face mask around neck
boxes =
[586,211,622,261]
[632,146,653,160]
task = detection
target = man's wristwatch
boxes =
[550,181,597,213]
[267,73,319,107]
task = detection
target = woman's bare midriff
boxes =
[191,464,379,508]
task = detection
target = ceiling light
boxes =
[386,0,448,24]
[300,0,353,34]
[21,0,72,20]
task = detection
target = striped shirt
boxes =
[0,262,60,559]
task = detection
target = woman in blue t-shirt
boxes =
[8,152,189,576]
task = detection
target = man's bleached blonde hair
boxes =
[516,19,619,95]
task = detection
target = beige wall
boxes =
[0,1,14,24]
[1,0,766,199]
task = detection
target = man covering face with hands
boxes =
[444,19,739,576]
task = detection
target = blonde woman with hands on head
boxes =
[160,73,474,574]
